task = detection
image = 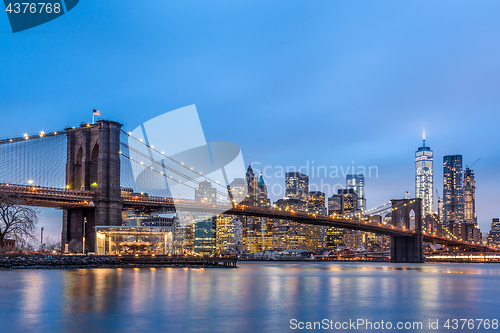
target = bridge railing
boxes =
[0,183,95,199]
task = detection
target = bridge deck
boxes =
[1,184,496,252]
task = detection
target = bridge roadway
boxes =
[0,184,496,252]
[0,183,94,208]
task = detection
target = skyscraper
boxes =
[242,165,272,252]
[346,174,365,212]
[338,188,358,214]
[443,155,464,223]
[463,167,476,224]
[285,171,309,202]
[487,218,500,246]
[257,174,271,207]
[307,191,326,250]
[194,181,217,254]
[328,194,343,215]
[308,191,327,215]
[415,135,433,217]
[245,164,258,202]
[273,198,307,250]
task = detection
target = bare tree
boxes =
[44,236,61,253]
[0,195,39,253]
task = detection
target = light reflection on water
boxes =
[0,262,499,332]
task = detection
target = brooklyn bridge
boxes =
[0,120,496,262]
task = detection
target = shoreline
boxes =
[0,254,238,270]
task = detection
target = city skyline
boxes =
[1,1,500,239]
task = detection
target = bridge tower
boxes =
[390,198,424,263]
[62,120,123,253]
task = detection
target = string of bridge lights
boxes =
[122,130,230,192]
[348,199,419,220]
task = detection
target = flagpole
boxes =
[92,113,94,124]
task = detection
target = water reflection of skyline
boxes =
[0,263,499,332]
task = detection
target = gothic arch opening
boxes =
[409,209,415,230]
[90,143,99,189]
[74,146,83,190]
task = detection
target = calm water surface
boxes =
[0,262,499,332]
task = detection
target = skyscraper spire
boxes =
[423,129,426,148]
[258,173,265,186]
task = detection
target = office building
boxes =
[245,164,258,202]
[443,155,464,223]
[487,218,500,246]
[285,171,309,202]
[307,191,327,250]
[194,181,217,254]
[463,167,476,224]
[346,174,366,212]
[415,136,433,217]
[241,165,273,252]
[328,194,343,215]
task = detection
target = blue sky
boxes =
[1,0,500,239]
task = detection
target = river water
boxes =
[0,262,499,332]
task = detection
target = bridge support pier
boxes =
[390,198,425,263]
[390,234,424,263]
[62,120,123,253]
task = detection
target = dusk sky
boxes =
[1,0,500,240]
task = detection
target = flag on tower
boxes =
[93,109,101,116]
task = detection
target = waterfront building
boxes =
[326,227,343,249]
[342,230,362,249]
[215,214,236,253]
[415,136,433,217]
[346,174,366,212]
[463,167,477,224]
[443,155,464,223]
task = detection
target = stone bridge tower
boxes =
[390,198,424,263]
[62,120,123,253]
